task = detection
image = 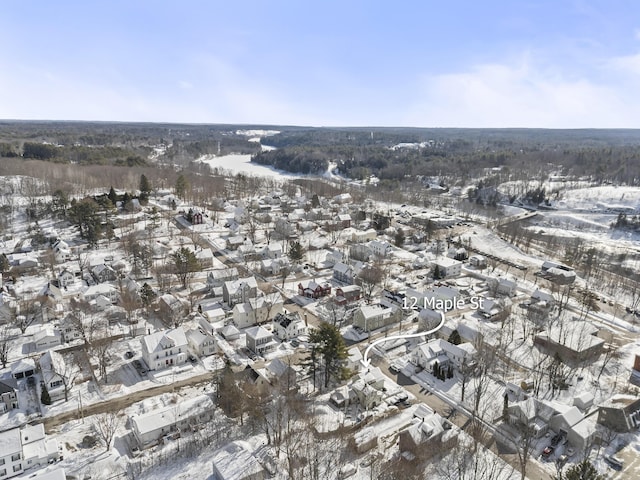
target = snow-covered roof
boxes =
[39,349,66,374]
[220,324,240,339]
[83,283,117,297]
[131,394,214,436]
[11,357,36,374]
[211,441,265,480]
[555,405,584,427]
[33,326,60,342]
[244,325,271,340]
[186,328,210,346]
[0,427,21,455]
[142,328,188,354]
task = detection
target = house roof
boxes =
[212,441,265,480]
[142,327,188,353]
[0,380,16,394]
[266,358,292,378]
[244,325,272,340]
[224,277,258,295]
[131,394,214,436]
[536,321,604,353]
[220,324,240,338]
[433,257,462,268]
[33,326,60,342]
[11,357,36,374]
[358,303,397,320]
[83,284,117,297]
[39,349,66,374]
[186,328,211,345]
[273,311,301,329]
[333,262,352,274]
[0,427,21,455]
[555,405,584,427]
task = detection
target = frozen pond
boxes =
[196,153,298,179]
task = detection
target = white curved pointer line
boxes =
[362,310,445,367]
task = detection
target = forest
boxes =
[2,122,640,186]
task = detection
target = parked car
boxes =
[604,455,624,470]
[542,446,555,457]
[389,364,401,374]
[188,354,197,363]
[125,351,135,359]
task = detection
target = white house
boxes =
[412,338,477,371]
[232,295,283,329]
[207,268,239,290]
[432,257,462,278]
[260,257,288,276]
[333,262,355,284]
[131,394,215,449]
[0,424,60,479]
[58,313,82,343]
[469,255,487,269]
[195,248,214,268]
[352,303,402,332]
[487,277,517,296]
[52,240,72,263]
[211,441,265,480]
[91,264,117,283]
[82,284,119,304]
[38,350,67,402]
[324,250,344,266]
[369,240,393,258]
[57,269,76,288]
[223,277,258,307]
[272,312,306,341]
[0,427,23,478]
[33,327,62,351]
[186,329,217,357]
[245,326,277,355]
[260,244,282,260]
[351,229,377,243]
[0,380,18,413]
[10,358,36,380]
[141,328,188,371]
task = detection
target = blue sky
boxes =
[2,1,640,127]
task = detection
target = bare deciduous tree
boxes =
[92,411,122,452]
[0,324,14,368]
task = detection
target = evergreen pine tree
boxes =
[107,186,118,206]
[41,383,52,405]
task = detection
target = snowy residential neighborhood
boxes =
[0,125,640,480]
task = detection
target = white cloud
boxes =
[403,58,640,128]
[608,53,640,76]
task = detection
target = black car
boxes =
[188,354,197,363]
[125,351,135,359]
